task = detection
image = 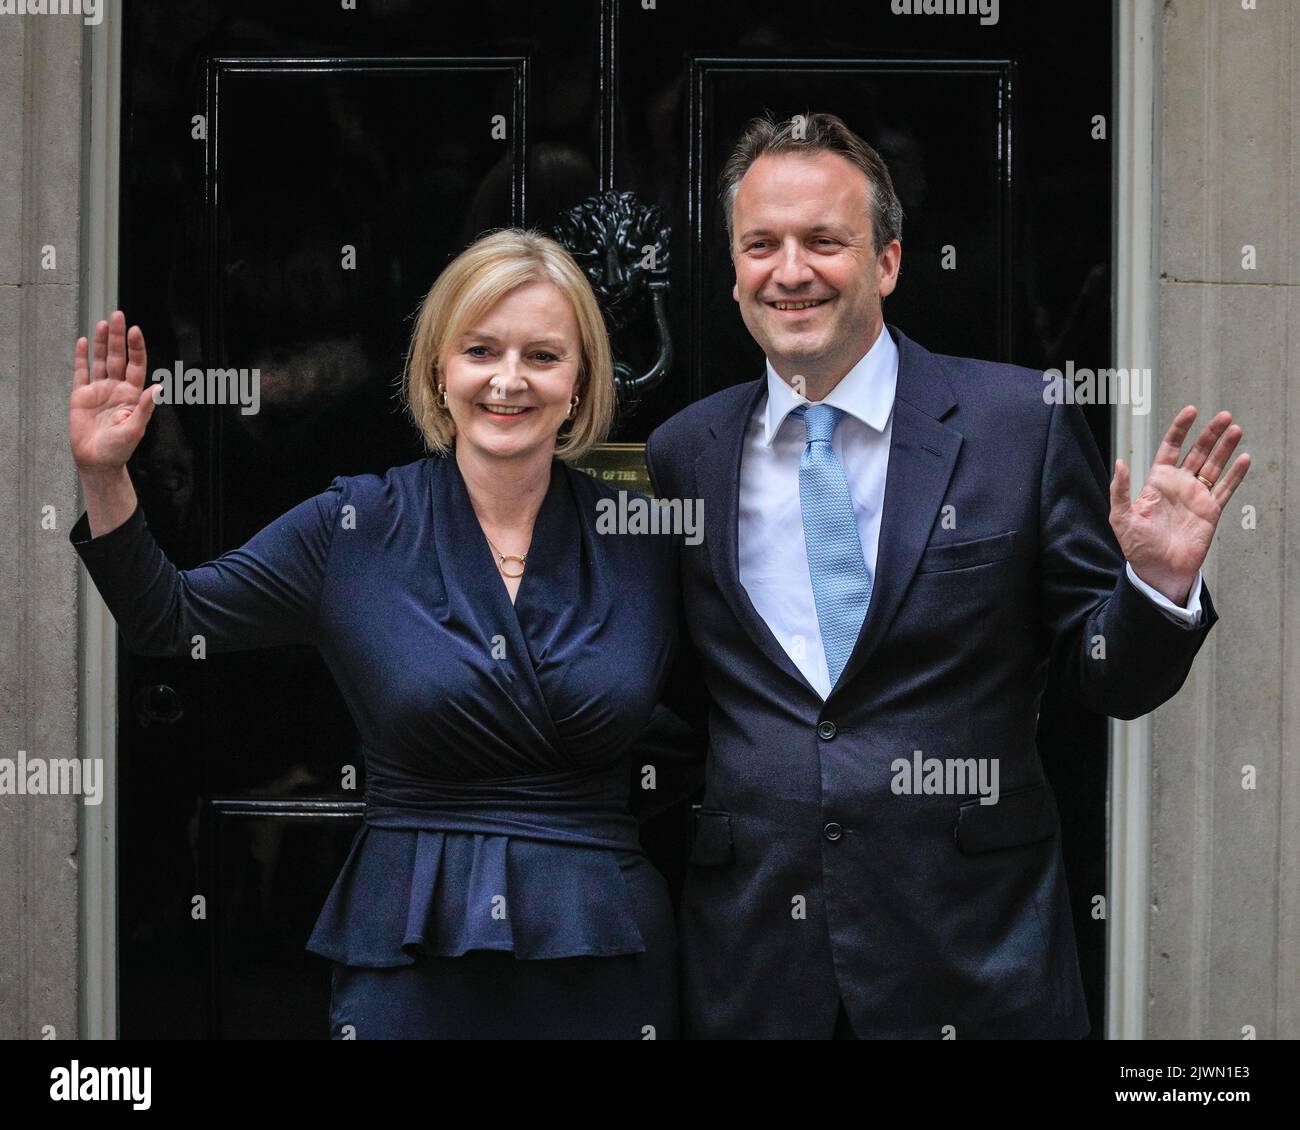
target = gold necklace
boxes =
[484,534,527,579]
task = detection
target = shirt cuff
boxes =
[1124,562,1204,628]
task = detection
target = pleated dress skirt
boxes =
[326,849,679,1040]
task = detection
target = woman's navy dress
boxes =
[69,452,682,1039]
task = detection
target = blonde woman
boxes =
[68,229,684,1039]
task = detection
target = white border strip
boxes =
[78,0,122,1040]
[1109,0,1161,1042]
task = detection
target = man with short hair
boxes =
[646,111,1248,1039]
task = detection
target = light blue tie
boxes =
[794,403,873,690]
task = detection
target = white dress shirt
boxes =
[737,326,1204,700]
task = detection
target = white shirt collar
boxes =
[760,323,899,447]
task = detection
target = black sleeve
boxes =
[69,478,345,656]
[629,432,709,823]
[1037,400,1217,719]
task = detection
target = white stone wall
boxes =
[0,13,87,1039]
[1151,0,1299,1039]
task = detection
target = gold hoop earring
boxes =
[566,394,580,420]
[437,385,448,409]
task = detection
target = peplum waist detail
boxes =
[305,763,647,966]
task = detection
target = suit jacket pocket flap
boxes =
[690,809,734,866]
[918,529,1017,573]
[954,784,1056,854]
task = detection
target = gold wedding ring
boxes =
[1195,474,1216,490]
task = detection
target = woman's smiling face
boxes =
[440,279,582,462]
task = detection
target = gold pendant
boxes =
[497,554,526,579]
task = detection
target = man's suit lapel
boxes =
[695,325,962,704]
[830,325,962,699]
[695,376,821,698]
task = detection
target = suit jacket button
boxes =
[824,822,843,841]
[817,720,837,740]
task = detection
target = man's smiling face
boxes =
[729,149,900,393]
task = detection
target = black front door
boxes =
[118,0,1113,1038]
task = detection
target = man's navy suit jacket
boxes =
[643,323,1218,1039]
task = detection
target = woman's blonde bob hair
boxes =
[401,228,615,463]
